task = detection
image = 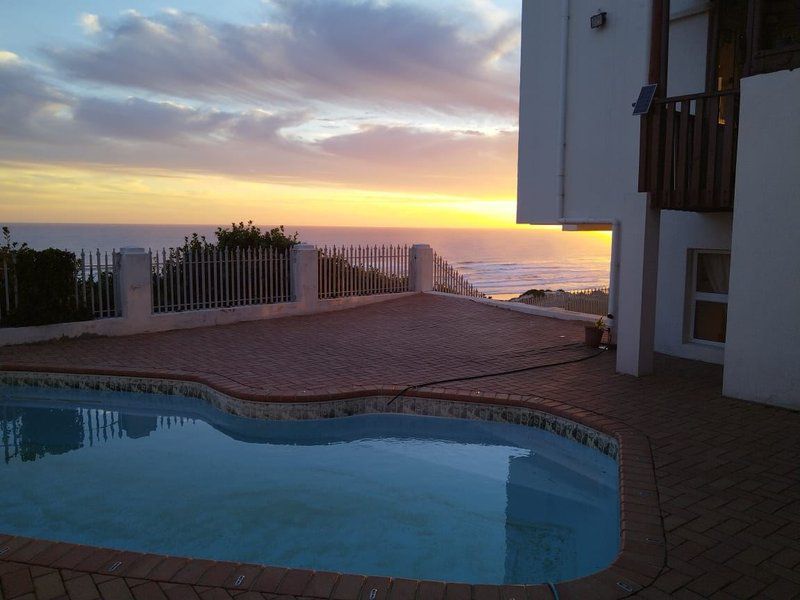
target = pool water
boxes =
[0,385,619,584]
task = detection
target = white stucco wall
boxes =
[561,1,651,220]
[516,1,661,375]
[516,0,563,224]
[516,0,652,224]
[516,1,715,376]
[667,7,709,96]
[655,213,732,364]
[723,69,800,408]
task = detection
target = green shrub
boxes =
[1,248,93,327]
[178,220,299,253]
[521,288,548,298]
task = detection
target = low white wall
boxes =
[655,212,732,364]
[0,243,437,347]
[723,69,800,409]
[0,293,417,347]
[427,292,599,326]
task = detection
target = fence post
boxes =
[115,247,152,324]
[291,244,319,309]
[409,244,434,292]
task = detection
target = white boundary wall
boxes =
[0,244,433,347]
[427,292,599,326]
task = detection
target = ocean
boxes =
[4,224,611,300]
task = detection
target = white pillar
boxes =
[409,244,434,292]
[606,221,622,345]
[615,205,661,376]
[290,244,319,309]
[115,247,151,324]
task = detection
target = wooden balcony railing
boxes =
[638,90,740,211]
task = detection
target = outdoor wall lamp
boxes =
[590,11,607,29]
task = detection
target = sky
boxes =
[0,0,525,228]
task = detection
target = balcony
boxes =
[638,90,740,212]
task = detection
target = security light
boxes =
[590,12,607,29]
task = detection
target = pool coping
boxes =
[0,367,666,599]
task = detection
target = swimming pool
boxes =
[0,384,619,584]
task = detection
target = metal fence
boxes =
[515,286,609,316]
[150,247,291,314]
[0,249,117,327]
[78,250,118,320]
[433,253,486,298]
[318,245,409,299]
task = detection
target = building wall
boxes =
[516,0,563,224]
[655,5,729,364]
[516,0,651,224]
[516,1,716,376]
[666,4,709,96]
[655,213,732,364]
[723,69,800,408]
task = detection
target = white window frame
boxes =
[687,249,729,348]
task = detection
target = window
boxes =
[746,0,800,75]
[711,0,748,91]
[688,251,730,345]
[757,0,800,53]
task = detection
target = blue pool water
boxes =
[0,385,619,584]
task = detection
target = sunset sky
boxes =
[0,0,523,228]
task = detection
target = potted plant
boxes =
[584,317,607,348]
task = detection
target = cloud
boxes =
[73,98,233,142]
[0,55,72,139]
[1,0,520,199]
[46,1,519,114]
[79,13,102,35]
[0,66,516,196]
[319,125,516,194]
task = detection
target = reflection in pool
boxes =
[0,384,619,584]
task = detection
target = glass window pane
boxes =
[715,0,748,91]
[694,301,728,343]
[758,0,800,51]
[696,253,731,294]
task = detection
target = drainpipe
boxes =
[557,0,570,218]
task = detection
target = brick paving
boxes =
[1,294,799,599]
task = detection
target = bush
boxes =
[178,220,299,253]
[521,288,548,298]
[152,221,301,310]
[1,244,93,327]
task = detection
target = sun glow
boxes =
[0,162,527,229]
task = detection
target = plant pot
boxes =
[584,326,604,348]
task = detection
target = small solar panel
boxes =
[632,84,658,115]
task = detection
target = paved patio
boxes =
[1,294,799,599]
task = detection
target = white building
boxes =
[517,0,800,408]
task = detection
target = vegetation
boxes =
[177,221,299,253]
[0,226,96,327]
[520,288,549,298]
[152,221,301,310]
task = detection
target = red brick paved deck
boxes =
[1,294,799,599]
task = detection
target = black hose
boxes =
[547,582,560,599]
[386,345,608,405]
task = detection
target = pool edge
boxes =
[0,368,665,599]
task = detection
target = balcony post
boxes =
[649,0,670,92]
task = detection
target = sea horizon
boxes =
[4,222,611,300]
